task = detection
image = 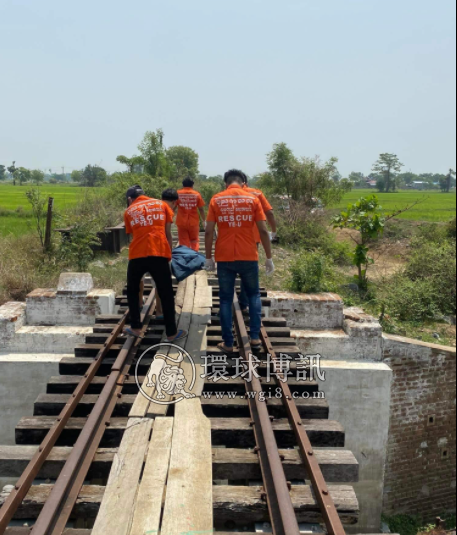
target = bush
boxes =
[289,252,338,293]
[278,212,328,247]
[381,276,442,322]
[379,238,456,322]
[414,223,448,245]
[406,240,456,315]
[0,234,60,304]
[198,181,223,205]
[321,237,353,266]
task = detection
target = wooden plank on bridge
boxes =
[213,485,359,527]
[129,278,189,419]
[146,275,197,418]
[212,448,359,483]
[91,418,153,535]
[160,271,213,534]
[1,484,358,525]
[0,446,358,484]
[160,399,213,534]
[129,417,173,535]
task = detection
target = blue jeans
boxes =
[239,281,249,310]
[239,244,259,310]
[217,261,262,348]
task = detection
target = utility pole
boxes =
[44,197,54,252]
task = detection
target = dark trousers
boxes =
[217,261,262,348]
[127,256,177,337]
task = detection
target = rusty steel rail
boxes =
[30,290,157,535]
[0,290,156,535]
[233,294,347,535]
[233,295,301,535]
[0,303,130,533]
[260,322,347,535]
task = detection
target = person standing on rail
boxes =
[123,185,188,342]
[177,177,206,251]
[239,172,278,314]
[205,170,275,353]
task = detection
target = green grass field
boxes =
[337,190,456,222]
[0,184,86,236]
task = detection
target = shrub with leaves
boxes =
[406,240,456,316]
[333,195,419,290]
[57,220,101,272]
[25,187,48,249]
[332,196,387,290]
[289,252,338,293]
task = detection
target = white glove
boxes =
[265,259,275,276]
[205,258,216,271]
[270,232,278,242]
[203,221,207,230]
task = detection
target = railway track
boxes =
[0,266,360,534]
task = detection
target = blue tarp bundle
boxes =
[171,245,206,282]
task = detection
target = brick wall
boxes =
[383,334,456,518]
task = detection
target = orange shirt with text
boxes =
[177,188,205,228]
[124,196,174,260]
[243,185,273,243]
[207,185,266,262]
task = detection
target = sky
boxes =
[0,0,456,178]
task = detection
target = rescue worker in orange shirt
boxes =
[177,177,206,251]
[123,185,188,342]
[205,170,275,354]
[239,172,278,313]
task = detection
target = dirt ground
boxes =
[334,227,409,281]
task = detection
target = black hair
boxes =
[162,188,179,202]
[224,169,247,185]
[182,177,194,188]
[126,185,145,206]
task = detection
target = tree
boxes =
[348,172,366,188]
[445,169,456,193]
[376,177,386,193]
[81,165,107,187]
[332,169,342,183]
[167,146,199,180]
[116,155,145,173]
[0,165,6,181]
[71,170,83,183]
[260,142,351,205]
[397,172,417,187]
[372,153,403,193]
[17,167,32,186]
[333,195,421,290]
[31,170,45,185]
[138,129,171,178]
[7,162,17,185]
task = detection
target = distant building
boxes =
[367,180,378,188]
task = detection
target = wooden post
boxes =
[44,197,54,251]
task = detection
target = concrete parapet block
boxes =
[26,288,116,326]
[268,292,344,330]
[4,326,93,353]
[57,272,94,294]
[318,360,392,533]
[0,302,27,347]
[343,307,383,362]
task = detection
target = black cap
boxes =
[126,185,144,201]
